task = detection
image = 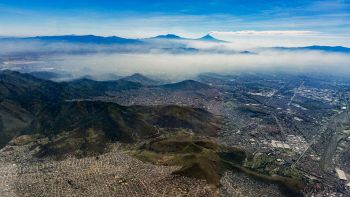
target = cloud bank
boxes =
[0,39,349,81]
[42,50,350,80]
[211,30,318,36]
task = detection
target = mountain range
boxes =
[2,34,227,44]
[25,35,142,44]
[1,34,350,56]
[0,70,219,157]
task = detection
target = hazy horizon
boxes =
[1,0,350,79]
[1,0,350,47]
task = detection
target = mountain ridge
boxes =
[25,35,142,44]
[2,34,229,44]
[121,73,160,86]
[0,70,220,157]
[161,80,211,91]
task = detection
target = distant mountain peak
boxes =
[153,34,183,39]
[198,34,227,43]
[130,73,145,77]
[200,34,215,40]
[121,73,159,86]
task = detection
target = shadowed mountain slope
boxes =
[160,80,211,91]
[0,71,219,156]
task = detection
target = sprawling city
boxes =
[1,0,350,196]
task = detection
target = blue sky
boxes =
[1,0,350,46]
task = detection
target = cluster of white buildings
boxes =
[271,140,290,149]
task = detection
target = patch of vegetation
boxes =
[133,134,246,186]
[237,105,269,118]
[294,98,332,110]
[244,153,301,179]
[132,134,304,196]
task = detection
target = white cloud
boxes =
[208,30,350,48]
[210,30,318,37]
